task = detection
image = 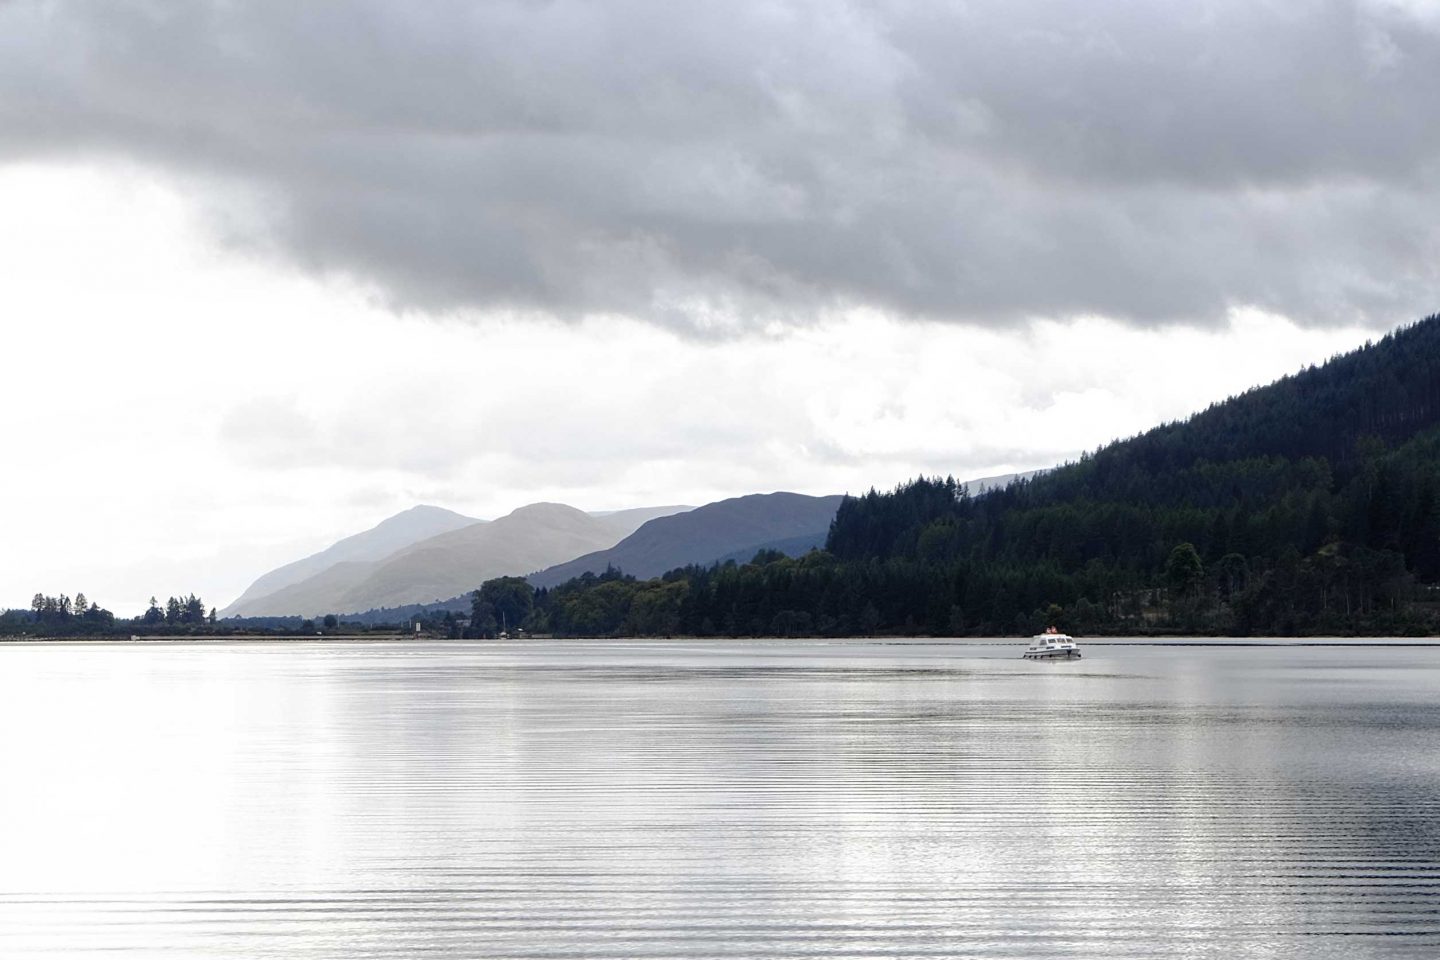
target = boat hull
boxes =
[1022,649,1082,660]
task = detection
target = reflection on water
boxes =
[1,639,1438,958]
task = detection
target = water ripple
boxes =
[1,640,1438,958]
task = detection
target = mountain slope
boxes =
[329,502,627,613]
[593,505,695,539]
[227,560,380,621]
[222,505,480,617]
[527,492,846,588]
[709,532,832,566]
[959,471,1030,495]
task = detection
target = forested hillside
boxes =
[512,315,1440,637]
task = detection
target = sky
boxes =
[3,0,1437,615]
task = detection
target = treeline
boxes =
[469,314,1440,638]
[3,592,119,635]
[1,590,436,639]
[1,592,214,637]
[0,591,358,638]
[139,595,215,627]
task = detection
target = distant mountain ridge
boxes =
[709,532,832,567]
[228,560,380,620]
[326,503,628,612]
[591,505,696,534]
[526,492,848,588]
[959,471,1031,496]
[223,502,694,618]
[221,505,479,617]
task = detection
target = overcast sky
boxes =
[3,0,1436,614]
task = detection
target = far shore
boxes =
[4,634,1440,646]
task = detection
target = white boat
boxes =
[1023,628,1081,660]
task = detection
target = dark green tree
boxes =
[469,599,498,638]
[476,577,534,634]
[182,594,204,624]
[1164,543,1205,598]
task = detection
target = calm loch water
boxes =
[1,639,1438,958]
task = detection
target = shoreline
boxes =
[4,634,1440,647]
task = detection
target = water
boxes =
[1,638,1438,958]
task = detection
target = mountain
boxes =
[256,502,633,616]
[527,492,847,588]
[959,471,1030,495]
[710,532,832,567]
[221,505,480,617]
[523,314,1440,637]
[226,560,380,621]
[222,502,695,619]
[594,505,695,538]
[338,502,630,611]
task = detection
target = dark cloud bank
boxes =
[3,0,1438,333]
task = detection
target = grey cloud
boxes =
[4,0,1439,332]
